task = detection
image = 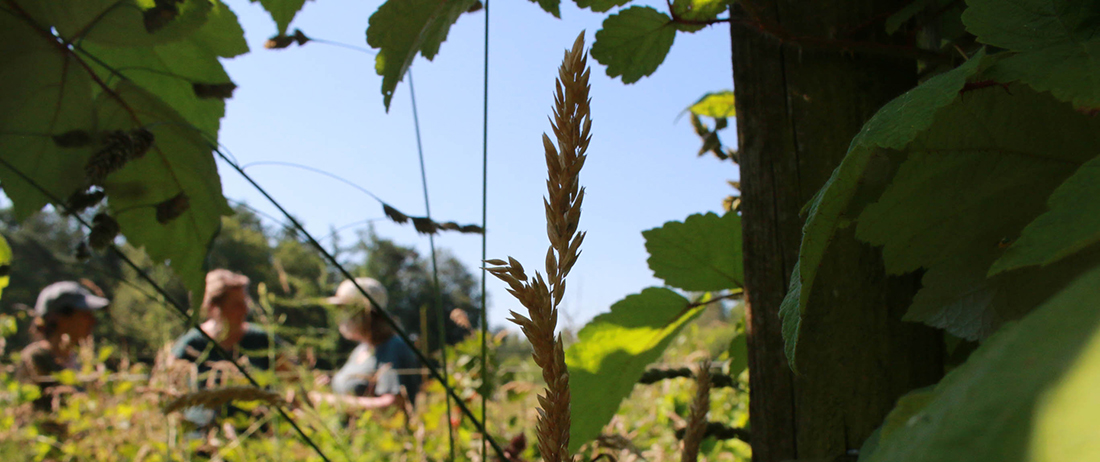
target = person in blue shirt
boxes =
[311,277,421,411]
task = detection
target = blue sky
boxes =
[214,0,737,330]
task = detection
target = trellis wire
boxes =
[480,0,492,460]
[407,70,456,460]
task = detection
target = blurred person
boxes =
[311,277,421,411]
[16,281,108,410]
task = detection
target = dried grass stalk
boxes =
[681,360,712,462]
[486,32,591,462]
[162,386,281,414]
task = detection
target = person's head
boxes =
[327,278,390,344]
[31,281,108,343]
[202,269,250,328]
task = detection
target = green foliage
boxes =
[574,0,632,13]
[565,287,705,453]
[366,0,479,110]
[527,0,561,18]
[591,6,676,84]
[864,267,1100,462]
[778,50,993,366]
[688,90,735,118]
[643,212,742,291]
[963,0,1100,108]
[253,0,309,35]
[0,234,10,300]
[0,0,242,310]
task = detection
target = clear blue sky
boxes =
[213,0,738,330]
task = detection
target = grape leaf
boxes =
[527,0,561,18]
[96,82,231,309]
[864,265,1100,462]
[963,0,1100,108]
[253,0,308,35]
[778,51,993,366]
[13,0,213,48]
[991,155,1100,275]
[591,6,676,84]
[643,212,742,291]
[366,0,479,110]
[574,0,632,13]
[0,11,98,218]
[855,84,1100,340]
[80,0,247,139]
[566,287,704,453]
[688,90,735,118]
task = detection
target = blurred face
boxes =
[55,309,97,341]
[210,287,249,328]
[337,308,371,343]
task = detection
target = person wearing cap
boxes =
[171,269,282,373]
[16,281,109,410]
[311,277,421,411]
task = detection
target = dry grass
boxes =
[486,31,591,462]
[680,360,711,462]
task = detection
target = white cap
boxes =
[326,277,387,311]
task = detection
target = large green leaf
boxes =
[527,0,561,18]
[366,0,478,110]
[991,155,1100,275]
[97,82,231,309]
[80,0,246,139]
[574,0,632,13]
[566,287,705,452]
[779,51,993,365]
[591,6,676,84]
[963,0,1100,108]
[13,0,212,48]
[642,212,742,291]
[855,84,1100,340]
[864,265,1100,462]
[253,0,308,35]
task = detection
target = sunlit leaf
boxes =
[366,0,479,110]
[0,235,10,300]
[643,212,742,291]
[865,266,1100,462]
[591,6,676,84]
[566,287,704,452]
[689,90,735,118]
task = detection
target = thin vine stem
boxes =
[0,156,333,462]
[407,70,456,460]
[214,149,511,460]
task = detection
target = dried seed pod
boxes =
[382,204,408,224]
[459,224,484,234]
[84,129,155,185]
[192,82,237,99]
[65,189,105,215]
[155,193,190,224]
[143,0,180,33]
[52,130,93,148]
[438,221,461,231]
[88,213,120,250]
[129,128,155,159]
[411,217,437,234]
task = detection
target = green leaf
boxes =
[591,6,676,84]
[643,212,742,291]
[253,0,308,35]
[96,82,231,310]
[865,265,1100,462]
[80,0,246,139]
[15,0,213,48]
[527,0,561,18]
[688,90,735,118]
[671,0,730,31]
[0,234,10,300]
[726,325,747,377]
[779,51,994,366]
[855,84,1100,340]
[566,287,704,452]
[963,0,1100,108]
[366,0,479,110]
[991,155,1100,275]
[0,11,98,218]
[574,0,632,13]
